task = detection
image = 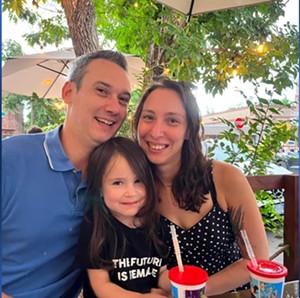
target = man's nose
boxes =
[105,94,122,113]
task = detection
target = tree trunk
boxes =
[61,0,99,56]
[31,101,35,126]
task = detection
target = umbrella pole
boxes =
[187,0,195,22]
[31,101,35,125]
[41,61,69,99]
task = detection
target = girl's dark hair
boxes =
[86,136,164,267]
[132,79,211,212]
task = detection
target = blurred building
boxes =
[202,104,298,139]
[2,105,24,138]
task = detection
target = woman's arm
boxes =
[88,269,169,298]
[205,161,269,296]
[157,265,171,293]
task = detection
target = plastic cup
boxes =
[247,259,288,298]
[168,265,208,298]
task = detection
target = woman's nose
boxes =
[149,121,164,138]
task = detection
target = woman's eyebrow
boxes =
[142,109,184,117]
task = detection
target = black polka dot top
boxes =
[160,160,249,290]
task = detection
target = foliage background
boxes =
[2,0,299,232]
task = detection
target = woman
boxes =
[132,79,269,296]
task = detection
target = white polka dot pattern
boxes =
[160,160,250,291]
[161,205,249,291]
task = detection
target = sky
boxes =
[2,0,299,115]
[2,1,72,54]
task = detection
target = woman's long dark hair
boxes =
[132,79,211,212]
[86,137,164,267]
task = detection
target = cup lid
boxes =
[247,259,288,278]
[169,265,208,285]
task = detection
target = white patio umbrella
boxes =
[2,49,145,99]
[155,0,271,21]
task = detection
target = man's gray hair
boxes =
[68,50,128,90]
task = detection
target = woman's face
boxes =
[137,88,188,172]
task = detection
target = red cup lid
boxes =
[169,265,208,285]
[247,259,288,278]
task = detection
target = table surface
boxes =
[210,280,299,298]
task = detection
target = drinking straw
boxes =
[241,229,258,268]
[170,224,184,272]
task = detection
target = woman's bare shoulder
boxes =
[211,159,244,176]
[211,159,249,191]
[211,159,255,207]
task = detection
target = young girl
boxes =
[75,137,170,298]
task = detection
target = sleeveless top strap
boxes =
[208,159,218,205]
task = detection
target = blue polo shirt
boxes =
[2,125,87,298]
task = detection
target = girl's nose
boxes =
[125,184,137,197]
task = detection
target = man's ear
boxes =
[62,81,74,104]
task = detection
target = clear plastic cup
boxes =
[168,265,208,298]
[247,259,288,298]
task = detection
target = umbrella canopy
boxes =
[155,0,271,20]
[2,49,145,99]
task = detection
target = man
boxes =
[2,50,132,298]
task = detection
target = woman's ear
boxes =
[185,130,190,140]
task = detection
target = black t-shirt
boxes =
[74,212,167,297]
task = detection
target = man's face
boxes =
[63,59,131,148]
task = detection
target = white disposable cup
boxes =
[247,259,288,298]
[169,265,208,298]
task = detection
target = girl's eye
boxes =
[134,178,143,184]
[112,181,122,186]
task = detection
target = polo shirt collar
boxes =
[44,125,77,172]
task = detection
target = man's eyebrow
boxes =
[94,81,131,97]
[94,81,111,88]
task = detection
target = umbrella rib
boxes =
[41,61,69,99]
[37,60,69,77]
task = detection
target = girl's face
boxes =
[137,88,188,173]
[102,154,146,227]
